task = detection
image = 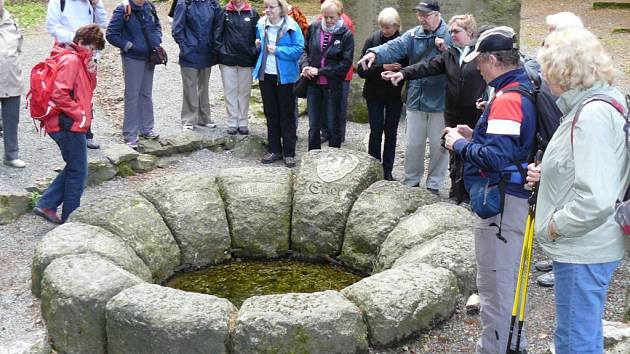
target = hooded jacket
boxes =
[106,0,162,61]
[44,44,97,134]
[45,0,108,44]
[172,0,221,68]
[214,1,259,67]
[300,21,354,88]
[400,43,486,126]
[369,21,450,112]
[252,16,304,84]
[0,10,23,98]
[453,69,537,199]
[535,83,630,264]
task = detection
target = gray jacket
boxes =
[368,21,450,112]
[0,10,23,98]
[535,83,630,263]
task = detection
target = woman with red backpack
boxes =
[33,24,105,224]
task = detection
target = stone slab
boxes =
[232,291,369,353]
[216,167,292,258]
[140,173,231,266]
[106,284,236,354]
[40,254,143,354]
[292,148,382,258]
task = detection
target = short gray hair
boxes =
[546,12,584,32]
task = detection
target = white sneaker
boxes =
[182,125,194,131]
[199,122,217,129]
[4,159,26,168]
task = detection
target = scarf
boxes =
[321,17,344,34]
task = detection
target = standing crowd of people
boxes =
[1,0,629,353]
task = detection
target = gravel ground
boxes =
[1,0,629,353]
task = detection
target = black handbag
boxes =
[149,46,168,66]
[293,76,309,98]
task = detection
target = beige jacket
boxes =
[0,10,23,98]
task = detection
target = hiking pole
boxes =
[506,150,543,354]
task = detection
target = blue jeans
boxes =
[37,122,88,223]
[307,83,341,150]
[366,98,402,174]
[553,260,620,354]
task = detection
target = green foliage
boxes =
[593,2,630,10]
[612,28,630,34]
[28,191,41,210]
[5,2,47,29]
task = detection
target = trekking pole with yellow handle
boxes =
[506,150,543,354]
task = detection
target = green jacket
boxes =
[535,83,629,264]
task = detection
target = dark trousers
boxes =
[1,96,20,161]
[260,74,297,157]
[321,80,349,142]
[37,115,88,222]
[366,98,402,174]
[307,83,341,150]
[445,114,477,203]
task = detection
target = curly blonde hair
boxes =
[449,14,476,37]
[537,28,614,91]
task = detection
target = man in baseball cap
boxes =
[443,25,536,354]
[414,0,439,12]
[464,25,518,63]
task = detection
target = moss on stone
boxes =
[348,103,369,124]
[117,161,136,177]
[613,28,630,33]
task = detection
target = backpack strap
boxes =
[570,94,628,150]
[60,0,66,12]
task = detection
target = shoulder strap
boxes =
[501,85,536,100]
[60,0,66,12]
[570,94,628,149]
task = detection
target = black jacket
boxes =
[400,45,486,126]
[300,21,354,87]
[357,30,408,102]
[214,6,259,67]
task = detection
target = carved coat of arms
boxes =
[316,153,360,182]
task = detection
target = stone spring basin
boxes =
[31,148,476,353]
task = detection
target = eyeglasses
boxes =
[449,28,463,35]
[264,5,278,9]
[416,11,436,19]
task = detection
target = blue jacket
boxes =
[370,21,450,112]
[106,0,163,61]
[172,0,221,69]
[453,69,537,199]
[252,16,304,84]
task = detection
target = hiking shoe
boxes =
[140,131,160,139]
[182,125,194,131]
[86,138,100,149]
[199,122,217,129]
[4,159,26,168]
[238,127,249,135]
[285,156,296,168]
[33,206,62,224]
[261,152,282,164]
[535,260,553,272]
[126,138,138,150]
[537,272,554,287]
[427,187,439,195]
[384,171,395,181]
[227,127,238,135]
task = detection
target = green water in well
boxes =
[166,259,363,307]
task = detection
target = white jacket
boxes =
[46,0,108,44]
[0,10,23,98]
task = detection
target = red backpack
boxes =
[25,49,72,132]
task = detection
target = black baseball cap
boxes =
[414,0,440,13]
[464,26,518,63]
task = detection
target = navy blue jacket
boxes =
[106,0,163,61]
[453,69,537,199]
[172,0,221,69]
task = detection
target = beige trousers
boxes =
[180,66,211,126]
[220,64,252,129]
